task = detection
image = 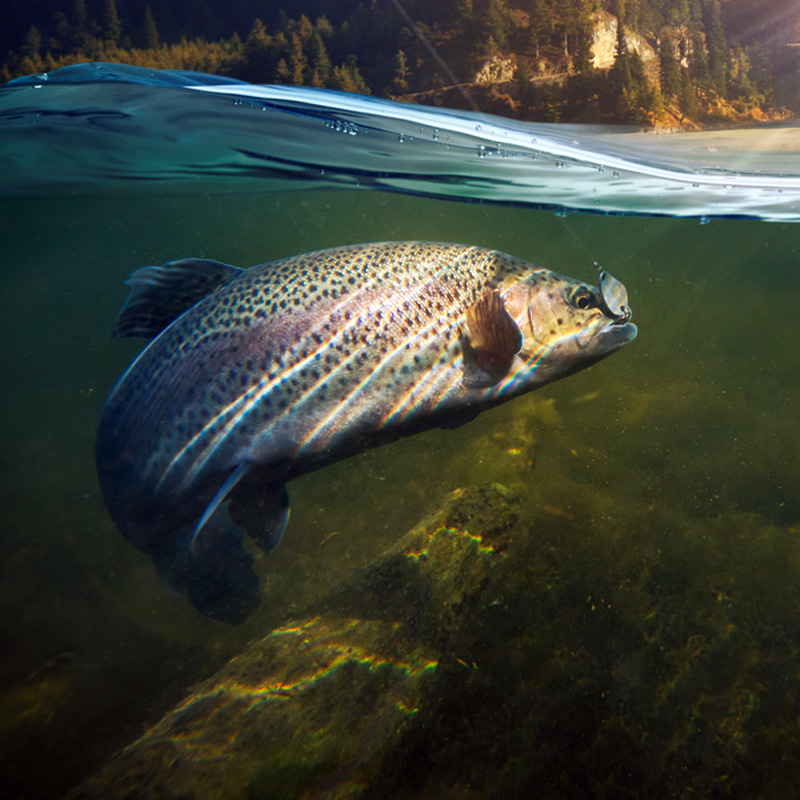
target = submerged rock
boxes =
[68,485,517,800]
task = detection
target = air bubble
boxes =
[476,124,483,132]
[478,145,487,158]
[699,216,711,225]
[398,134,404,143]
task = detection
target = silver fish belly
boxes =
[95,241,637,622]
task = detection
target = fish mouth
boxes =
[600,319,638,345]
[577,316,637,350]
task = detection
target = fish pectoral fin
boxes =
[229,483,290,553]
[190,462,251,554]
[112,257,244,339]
[459,287,523,388]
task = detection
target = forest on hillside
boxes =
[3,0,799,127]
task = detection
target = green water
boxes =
[2,189,800,798]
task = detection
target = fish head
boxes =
[502,265,637,384]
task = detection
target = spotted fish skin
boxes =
[96,241,636,622]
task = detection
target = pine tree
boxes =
[678,68,699,120]
[72,0,89,31]
[483,0,510,50]
[21,25,42,60]
[626,0,642,30]
[332,63,370,95]
[143,5,159,50]
[659,37,681,98]
[244,19,273,82]
[514,59,534,106]
[275,58,290,83]
[315,16,333,39]
[332,64,357,92]
[729,45,757,104]
[689,29,710,87]
[19,26,44,73]
[310,33,332,84]
[627,49,654,122]
[609,12,631,99]
[70,0,93,51]
[529,0,554,62]
[702,0,727,94]
[49,12,72,55]
[457,0,474,19]
[564,0,593,75]
[103,0,121,45]
[297,15,314,43]
[288,33,308,84]
[393,49,410,94]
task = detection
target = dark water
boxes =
[4,66,800,799]
[3,188,800,797]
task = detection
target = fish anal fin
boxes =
[460,287,522,388]
[229,483,290,553]
[112,258,244,339]
[150,516,260,625]
[439,407,480,430]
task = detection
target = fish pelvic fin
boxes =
[459,287,523,388]
[112,257,244,339]
[229,482,290,553]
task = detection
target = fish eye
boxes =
[568,286,596,311]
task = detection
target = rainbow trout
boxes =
[96,242,636,622]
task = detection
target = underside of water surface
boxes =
[2,63,800,799]
[3,62,800,220]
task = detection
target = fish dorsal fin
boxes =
[112,258,244,339]
[460,287,522,388]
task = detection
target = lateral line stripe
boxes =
[168,245,485,488]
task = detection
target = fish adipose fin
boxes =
[229,483,291,553]
[459,287,522,388]
[149,504,260,624]
[112,258,244,339]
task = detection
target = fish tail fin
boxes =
[112,258,244,339]
[149,504,260,624]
